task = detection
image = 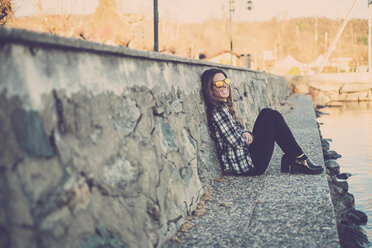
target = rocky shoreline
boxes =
[315,109,369,248]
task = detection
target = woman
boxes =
[201,68,323,176]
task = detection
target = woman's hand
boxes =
[242,132,253,146]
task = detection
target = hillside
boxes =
[4,5,368,71]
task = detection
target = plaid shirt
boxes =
[212,106,254,175]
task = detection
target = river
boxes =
[317,101,372,246]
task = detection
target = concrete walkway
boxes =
[163,94,340,248]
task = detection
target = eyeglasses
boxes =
[213,78,231,88]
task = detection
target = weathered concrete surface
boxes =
[0,27,290,248]
[287,73,372,105]
[164,95,340,248]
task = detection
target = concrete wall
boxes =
[287,73,372,105]
[0,28,290,248]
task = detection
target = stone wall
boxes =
[0,28,290,248]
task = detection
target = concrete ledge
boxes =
[163,94,340,247]
[0,27,260,73]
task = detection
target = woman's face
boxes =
[212,73,230,99]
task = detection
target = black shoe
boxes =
[281,154,323,174]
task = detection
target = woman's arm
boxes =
[212,108,247,148]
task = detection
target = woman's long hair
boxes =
[201,68,245,140]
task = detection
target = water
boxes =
[317,101,372,246]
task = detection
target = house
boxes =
[199,50,241,66]
[275,55,306,75]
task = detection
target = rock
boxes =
[308,86,332,106]
[321,139,330,152]
[323,150,341,160]
[9,227,38,248]
[5,172,34,226]
[340,192,355,209]
[324,160,340,176]
[170,99,184,114]
[16,158,63,208]
[343,209,368,226]
[330,178,348,194]
[181,129,196,163]
[331,184,344,195]
[79,224,128,248]
[338,223,368,248]
[100,157,140,195]
[54,132,72,166]
[337,173,352,180]
[159,119,177,149]
[112,98,141,136]
[41,207,71,239]
[11,108,55,158]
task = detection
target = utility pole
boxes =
[317,0,358,73]
[229,0,235,65]
[369,0,372,71]
[228,0,253,66]
[314,16,318,59]
[153,0,159,52]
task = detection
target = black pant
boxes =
[248,108,303,175]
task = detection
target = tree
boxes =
[0,0,12,26]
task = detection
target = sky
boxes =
[13,0,369,23]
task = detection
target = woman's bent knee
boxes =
[271,109,285,121]
[259,108,273,114]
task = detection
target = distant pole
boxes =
[314,16,318,59]
[229,0,234,65]
[317,0,358,73]
[369,0,372,71]
[154,0,159,52]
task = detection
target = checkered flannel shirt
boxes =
[212,106,254,175]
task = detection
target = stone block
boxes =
[9,226,37,248]
[159,119,177,149]
[135,110,155,138]
[170,99,183,115]
[16,158,63,207]
[4,172,34,226]
[40,207,71,239]
[112,98,141,136]
[11,108,54,158]
[99,157,140,195]
[321,139,330,152]
[78,224,128,248]
[324,150,341,160]
[53,132,72,166]
[330,178,348,193]
[66,209,95,245]
[325,160,340,175]
[181,129,196,163]
[338,223,368,248]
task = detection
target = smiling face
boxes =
[212,73,230,100]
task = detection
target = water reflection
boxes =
[317,101,372,244]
